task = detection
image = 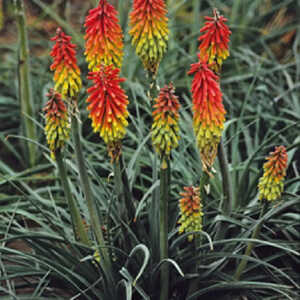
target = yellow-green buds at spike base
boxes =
[50,28,82,100]
[129,0,169,76]
[178,186,203,242]
[43,89,70,159]
[258,146,288,202]
[151,83,180,166]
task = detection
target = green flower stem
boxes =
[159,158,170,300]
[113,158,132,222]
[215,138,234,241]
[14,0,37,167]
[150,153,160,263]
[149,76,160,262]
[218,137,234,215]
[148,72,159,101]
[199,171,210,198]
[119,155,135,222]
[198,171,210,243]
[234,200,269,281]
[199,170,210,228]
[71,114,111,272]
[55,149,91,246]
[113,156,138,263]
[113,159,122,198]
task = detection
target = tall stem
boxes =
[149,76,160,263]
[113,158,129,222]
[14,0,37,167]
[199,170,210,226]
[215,138,234,241]
[159,158,170,300]
[119,156,135,222]
[71,114,111,271]
[148,73,158,101]
[150,153,160,263]
[234,201,268,280]
[199,171,210,198]
[218,137,234,214]
[55,149,91,246]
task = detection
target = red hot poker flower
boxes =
[84,0,124,71]
[198,9,231,72]
[178,186,203,242]
[258,146,288,201]
[129,0,169,76]
[50,28,82,100]
[43,89,70,159]
[151,83,180,165]
[188,55,226,173]
[86,65,129,160]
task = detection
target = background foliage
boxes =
[0,0,299,299]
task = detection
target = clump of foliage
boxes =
[0,0,299,299]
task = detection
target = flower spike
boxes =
[50,28,82,100]
[43,89,70,159]
[86,65,129,161]
[178,186,203,242]
[188,55,226,173]
[151,83,180,166]
[258,146,288,202]
[84,0,124,71]
[198,8,231,73]
[129,0,169,76]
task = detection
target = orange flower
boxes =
[86,65,129,160]
[50,28,82,100]
[151,83,180,164]
[188,55,226,172]
[198,9,231,72]
[178,186,203,242]
[43,89,70,159]
[84,0,124,71]
[258,146,288,201]
[129,0,169,76]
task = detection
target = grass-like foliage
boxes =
[0,0,299,299]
